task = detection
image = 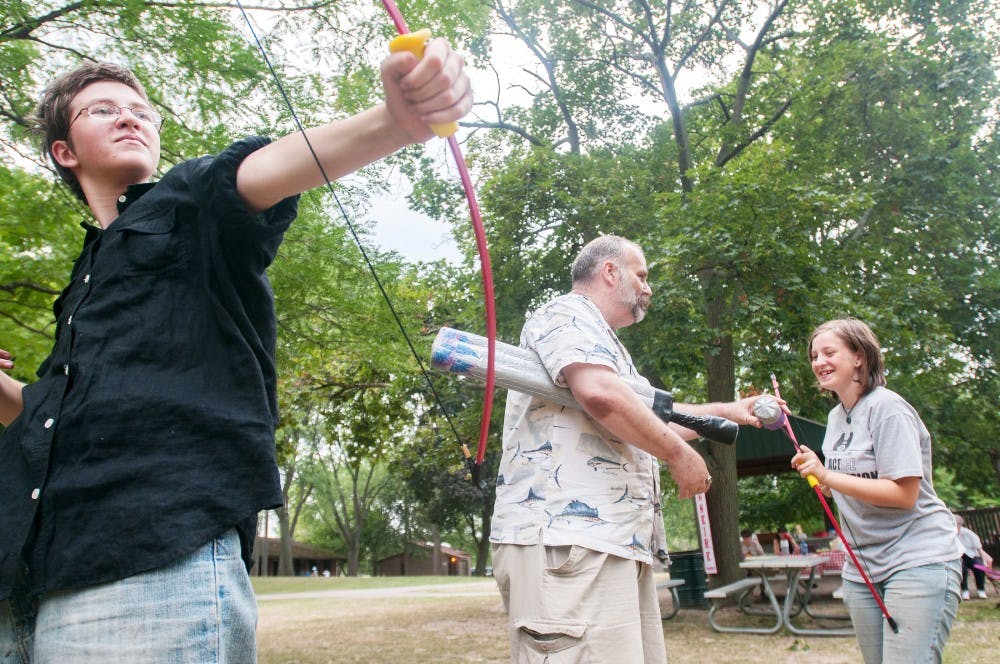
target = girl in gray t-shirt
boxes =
[792,318,962,664]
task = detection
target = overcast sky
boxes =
[365,191,463,263]
[364,29,546,264]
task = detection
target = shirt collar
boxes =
[116,182,156,215]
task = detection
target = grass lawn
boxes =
[252,575,485,595]
[255,576,998,663]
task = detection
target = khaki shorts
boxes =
[493,542,666,664]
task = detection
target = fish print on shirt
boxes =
[515,440,553,463]
[626,534,650,556]
[517,487,545,508]
[587,456,631,473]
[547,500,609,528]
[613,484,648,508]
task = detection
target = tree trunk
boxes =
[431,526,442,576]
[277,505,295,576]
[257,511,269,577]
[347,537,361,577]
[700,269,742,586]
[475,497,494,576]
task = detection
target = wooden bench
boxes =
[656,578,686,620]
[703,578,782,634]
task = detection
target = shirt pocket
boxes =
[115,207,187,275]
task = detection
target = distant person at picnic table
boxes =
[741,529,765,559]
[791,317,963,664]
[773,525,800,555]
[955,514,992,600]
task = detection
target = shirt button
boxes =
[31,488,40,500]
[63,364,70,375]
[118,195,127,203]
[84,274,91,284]
[43,418,55,429]
[67,315,73,325]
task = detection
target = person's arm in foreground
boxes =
[236,38,471,213]
[562,362,708,498]
[0,348,25,426]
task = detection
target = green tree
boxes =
[303,367,414,576]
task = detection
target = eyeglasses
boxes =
[71,104,163,131]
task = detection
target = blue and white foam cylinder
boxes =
[753,394,786,431]
[430,327,739,445]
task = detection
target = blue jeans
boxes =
[0,528,256,663]
[841,558,961,664]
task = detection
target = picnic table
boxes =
[816,549,847,574]
[704,554,852,636]
[741,554,852,636]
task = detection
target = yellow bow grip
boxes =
[388,29,459,138]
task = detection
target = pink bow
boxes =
[380,1,497,486]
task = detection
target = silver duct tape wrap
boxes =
[430,327,739,445]
[753,394,786,431]
[430,326,658,412]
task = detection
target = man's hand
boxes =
[727,394,787,428]
[381,37,472,144]
[663,440,711,499]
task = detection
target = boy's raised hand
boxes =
[380,36,472,143]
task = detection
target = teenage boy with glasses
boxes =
[0,47,471,663]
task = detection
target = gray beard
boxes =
[618,281,649,324]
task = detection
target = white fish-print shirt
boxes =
[490,294,667,564]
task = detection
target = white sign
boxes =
[694,493,718,574]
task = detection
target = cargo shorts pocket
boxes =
[512,619,589,663]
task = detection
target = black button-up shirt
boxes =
[0,137,299,599]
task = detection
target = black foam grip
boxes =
[669,411,739,445]
[651,389,674,421]
[650,389,738,445]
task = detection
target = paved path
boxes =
[256,580,501,602]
